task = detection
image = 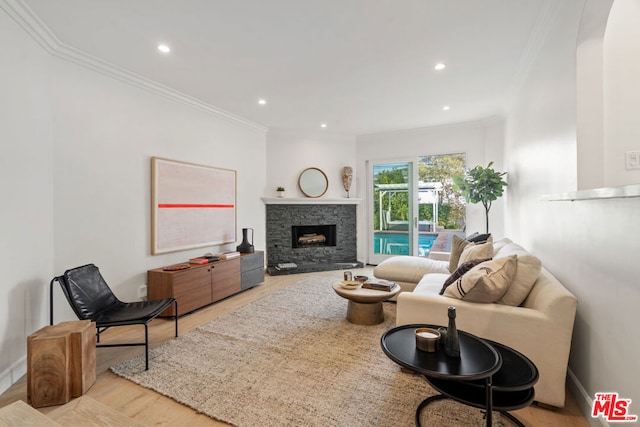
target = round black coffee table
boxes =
[381,324,538,427]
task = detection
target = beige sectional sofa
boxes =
[373,238,577,408]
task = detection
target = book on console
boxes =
[189,257,209,264]
[362,278,396,292]
[218,251,241,260]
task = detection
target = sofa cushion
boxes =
[492,237,513,253]
[444,256,517,303]
[439,258,491,295]
[457,241,493,267]
[374,256,449,284]
[448,235,471,272]
[415,273,450,294]
[494,243,542,306]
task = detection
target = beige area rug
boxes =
[111,276,505,426]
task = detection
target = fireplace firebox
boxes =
[292,225,336,248]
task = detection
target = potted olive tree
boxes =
[453,162,507,234]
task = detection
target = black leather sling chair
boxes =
[49,263,178,370]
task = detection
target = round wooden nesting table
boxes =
[332,281,400,325]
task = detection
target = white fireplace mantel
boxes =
[261,197,362,205]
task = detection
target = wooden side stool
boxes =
[27,320,96,408]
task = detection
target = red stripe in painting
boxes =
[158,203,235,208]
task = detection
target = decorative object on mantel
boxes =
[276,186,285,198]
[236,228,255,253]
[298,167,329,198]
[453,161,507,233]
[342,166,353,197]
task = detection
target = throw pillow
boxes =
[457,241,493,267]
[444,255,517,303]
[467,233,492,244]
[439,258,491,295]
[497,253,542,306]
[448,235,471,273]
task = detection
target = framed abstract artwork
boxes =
[151,157,236,254]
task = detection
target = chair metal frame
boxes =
[50,264,178,370]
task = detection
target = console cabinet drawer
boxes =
[212,275,241,302]
[241,252,264,272]
[241,252,265,290]
[241,267,264,290]
[212,258,240,279]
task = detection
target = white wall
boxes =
[266,129,357,199]
[0,9,55,392]
[576,0,612,190]
[0,5,267,392]
[603,0,640,186]
[576,37,605,190]
[49,59,267,305]
[505,0,640,416]
[356,120,505,263]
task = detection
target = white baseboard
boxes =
[0,356,26,396]
[567,368,610,427]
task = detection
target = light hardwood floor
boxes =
[0,268,589,426]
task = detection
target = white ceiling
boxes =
[22,0,548,135]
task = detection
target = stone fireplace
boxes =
[264,200,363,275]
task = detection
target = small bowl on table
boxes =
[354,275,368,283]
[415,327,441,352]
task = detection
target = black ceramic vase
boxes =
[444,306,461,358]
[236,228,255,253]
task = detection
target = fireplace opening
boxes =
[292,224,337,248]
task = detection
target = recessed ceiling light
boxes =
[443,105,451,111]
[157,44,171,54]
[258,99,267,105]
[434,63,446,70]
[320,123,327,128]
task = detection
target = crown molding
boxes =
[0,0,58,53]
[0,0,268,134]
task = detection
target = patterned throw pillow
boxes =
[439,258,491,295]
[457,241,493,267]
[444,256,517,303]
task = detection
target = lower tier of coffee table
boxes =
[427,377,535,411]
[347,300,384,325]
[416,337,538,427]
[415,392,531,427]
[420,377,535,427]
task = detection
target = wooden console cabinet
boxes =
[148,251,264,317]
